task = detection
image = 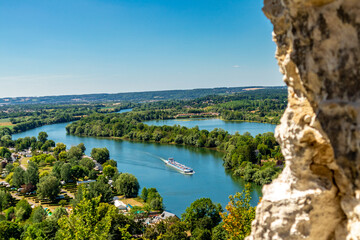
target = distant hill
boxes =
[0,86,286,105]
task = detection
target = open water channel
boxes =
[13,117,276,216]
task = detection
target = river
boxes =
[13,119,275,216]
[145,118,276,136]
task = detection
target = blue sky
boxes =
[0,0,283,98]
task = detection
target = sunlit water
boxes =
[145,118,276,136]
[13,119,276,216]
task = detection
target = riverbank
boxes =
[67,114,282,186]
[13,121,263,215]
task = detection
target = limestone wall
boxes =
[248,0,360,239]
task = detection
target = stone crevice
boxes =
[247,0,360,239]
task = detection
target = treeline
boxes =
[134,88,287,124]
[66,112,283,185]
[0,103,134,134]
[0,135,157,239]
[0,133,256,239]
[0,86,282,105]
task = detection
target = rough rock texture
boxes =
[247,0,360,239]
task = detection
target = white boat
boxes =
[164,157,195,175]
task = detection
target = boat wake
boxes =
[141,152,195,175]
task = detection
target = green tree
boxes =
[115,173,140,198]
[141,187,148,202]
[54,142,67,158]
[37,175,61,201]
[68,146,83,160]
[192,228,211,240]
[25,161,39,186]
[5,207,15,221]
[77,143,86,154]
[182,198,223,231]
[61,163,73,182]
[0,221,22,239]
[30,206,47,223]
[103,165,117,179]
[23,223,46,239]
[79,157,95,170]
[150,197,163,211]
[0,147,11,159]
[5,163,14,173]
[161,220,189,240]
[220,185,256,240]
[15,199,32,221]
[38,131,48,143]
[91,147,110,164]
[71,165,89,180]
[211,223,228,240]
[102,159,117,167]
[12,166,25,188]
[0,190,12,213]
[51,161,64,179]
[51,207,68,220]
[57,197,115,240]
[87,181,113,203]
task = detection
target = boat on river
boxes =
[164,157,195,175]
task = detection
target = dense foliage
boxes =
[0,133,259,239]
[0,86,284,105]
[0,103,133,134]
[135,88,287,124]
[67,112,283,185]
[140,187,164,211]
[114,173,140,198]
[0,87,288,239]
[221,185,256,240]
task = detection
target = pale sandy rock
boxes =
[248,0,360,239]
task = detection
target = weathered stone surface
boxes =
[248,0,360,239]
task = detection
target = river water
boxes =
[13,119,276,216]
[145,118,276,136]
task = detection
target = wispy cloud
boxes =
[232,65,241,68]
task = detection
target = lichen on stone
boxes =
[247,0,360,239]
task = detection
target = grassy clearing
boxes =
[0,118,15,129]
[120,197,144,207]
[0,125,14,129]
[20,157,31,169]
[0,118,11,123]
[39,166,53,174]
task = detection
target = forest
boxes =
[0,88,287,136]
[133,88,287,124]
[0,132,255,239]
[0,103,133,133]
[0,86,285,105]
[66,111,283,185]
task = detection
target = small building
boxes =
[158,211,178,220]
[94,162,103,171]
[114,200,127,210]
[76,180,96,185]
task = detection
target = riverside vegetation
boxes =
[66,111,284,185]
[0,87,286,238]
[0,131,256,239]
[0,87,286,135]
[1,88,286,185]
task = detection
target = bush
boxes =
[15,199,32,221]
[114,173,140,198]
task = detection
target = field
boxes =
[120,197,144,207]
[0,118,14,129]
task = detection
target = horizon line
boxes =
[0,85,286,100]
